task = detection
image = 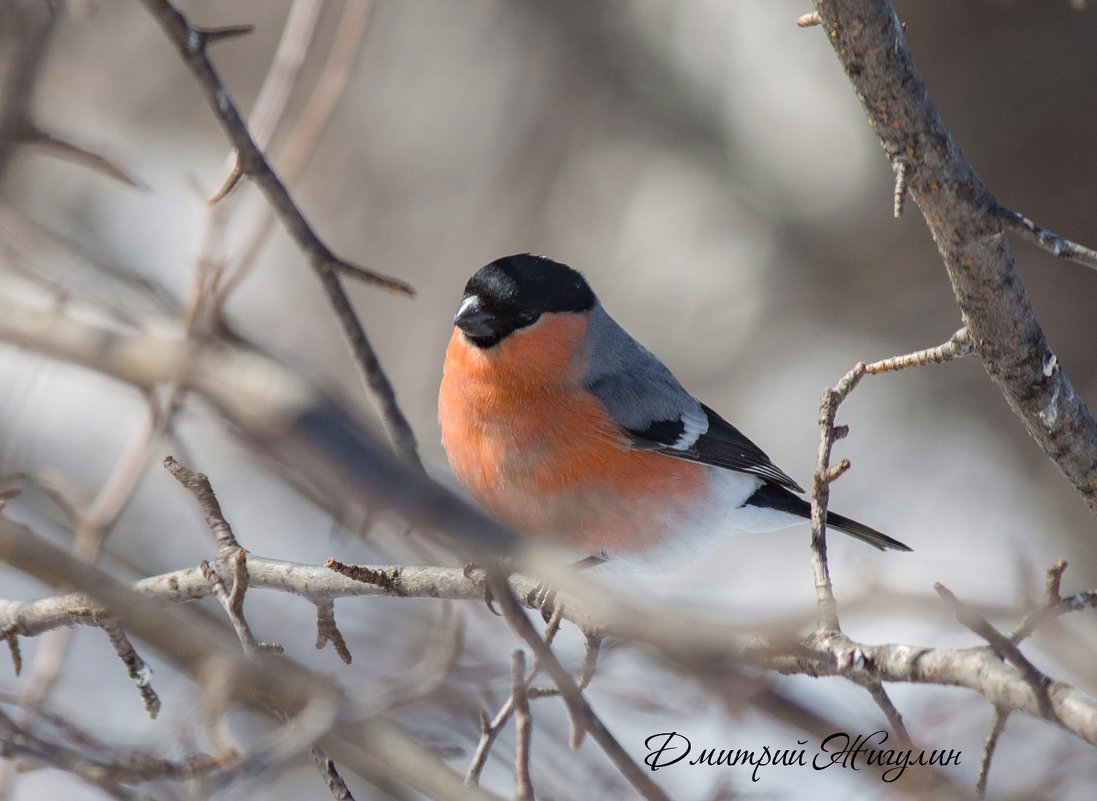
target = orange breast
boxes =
[438,313,709,555]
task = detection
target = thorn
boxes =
[209,157,244,203]
[329,257,416,296]
[194,24,255,47]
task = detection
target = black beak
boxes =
[454,296,499,338]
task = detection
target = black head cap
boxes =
[454,254,596,348]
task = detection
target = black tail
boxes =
[743,484,912,552]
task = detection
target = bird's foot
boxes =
[463,561,501,616]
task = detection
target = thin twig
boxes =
[0,2,141,187]
[307,744,357,801]
[975,707,1009,798]
[314,600,353,665]
[163,457,239,551]
[488,573,673,801]
[863,327,973,374]
[811,327,974,633]
[97,618,160,719]
[1009,560,1097,643]
[862,681,912,748]
[511,651,534,801]
[993,204,1097,272]
[465,607,565,788]
[578,633,602,692]
[1,629,20,676]
[466,700,515,787]
[201,553,284,659]
[209,0,375,321]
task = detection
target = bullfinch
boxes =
[438,254,910,568]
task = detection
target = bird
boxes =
[438,253,910,570]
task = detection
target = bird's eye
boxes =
[516,310,539,326]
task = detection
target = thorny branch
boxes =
[136,0,422,466]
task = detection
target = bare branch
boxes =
[578,633,602,692]
[201,554,284,659]
[864,328,973,375]
[0,2,141,188]
[1010,559,1097,643]
[3,516,1097,752]
[315,599,353,665]
[96,618,161,719]
[209,0,376,322]
[0,705,221,797]
[810,327,974,632]
[22,129,144,188]
[489,575,673,801]
[862,680,911,749]
[812,0,1097,515]
[993,204,1097,272]
[1,629,20,676]
[307,744,357,801]
[164,457,239,551]
[0,516,506,801]
[210,0,323,199]
[511,651,534,801]
[975,707,1009,798]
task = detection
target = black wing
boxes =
[625,403,804,493]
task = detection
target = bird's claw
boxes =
[463,561,501,616]
[525,581,559,623]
